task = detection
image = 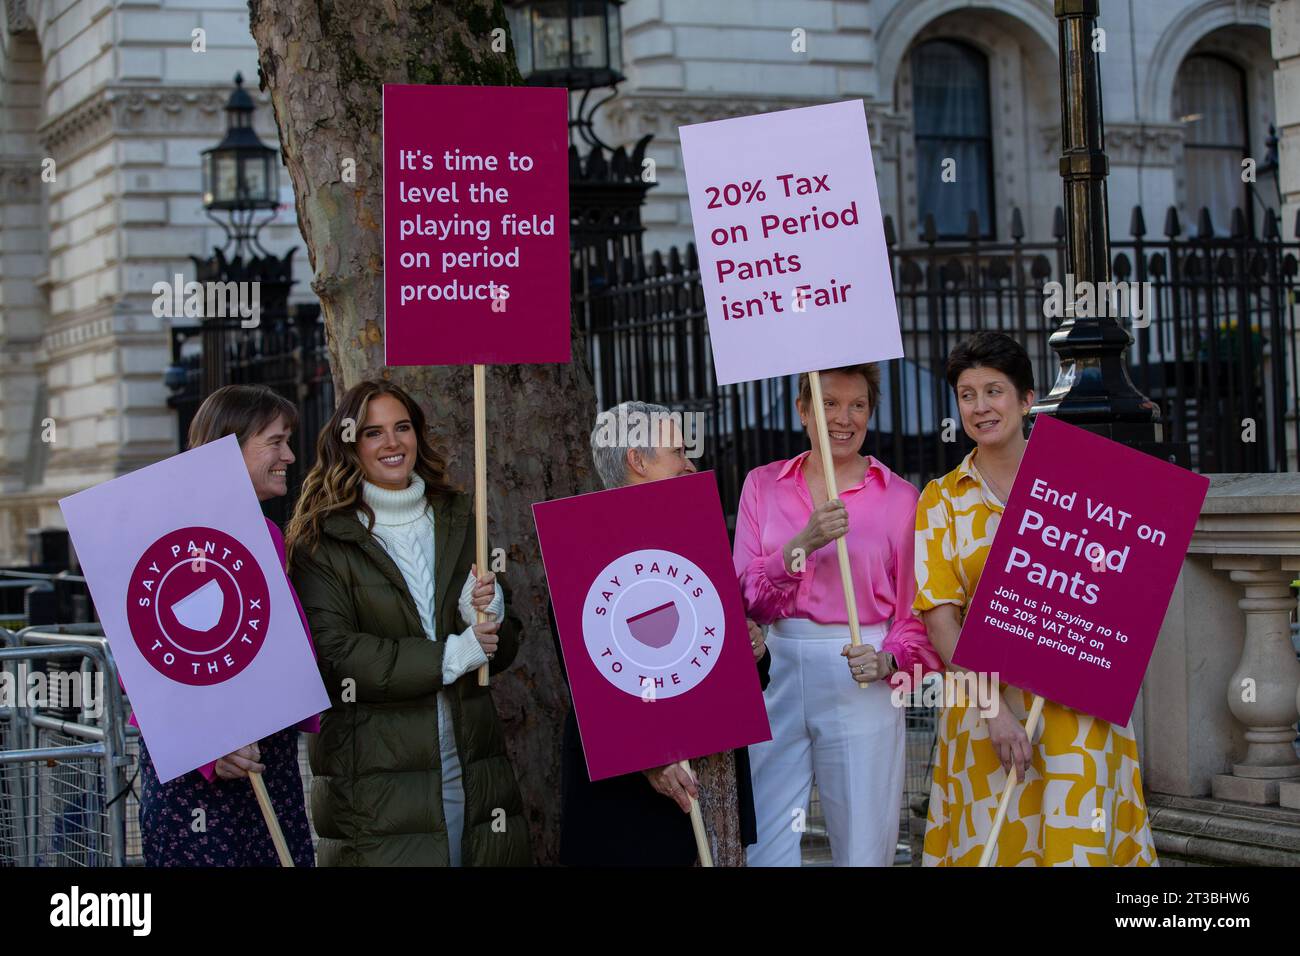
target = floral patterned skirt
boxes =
[138,728,315,867]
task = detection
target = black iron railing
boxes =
[166,303,334,526]
[166,204,1300,524]
[579,205,1300,517]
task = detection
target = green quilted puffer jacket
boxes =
[289,491,531,866]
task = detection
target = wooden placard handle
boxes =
[678,760,714,867]
[249,771,294,867]
[807,370,868,689]
[977,694,1046,867]
[474,364,490,687]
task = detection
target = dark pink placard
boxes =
[382,84,570,366]
[952,415,1209,725]
[533,471,772,780]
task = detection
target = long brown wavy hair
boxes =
[286,379,456,567]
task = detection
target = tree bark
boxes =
[248,0,593,863]
[696,751,745,866]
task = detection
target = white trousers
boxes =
[747,618,904,867]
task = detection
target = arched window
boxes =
[1174,54,1249,234]
[912,39,995,239]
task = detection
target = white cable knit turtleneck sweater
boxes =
[358,474,502,686]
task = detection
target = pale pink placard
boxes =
[60,436,329,782]
[679,100,902,386]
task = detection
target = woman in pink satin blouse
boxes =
[733,363,941,867]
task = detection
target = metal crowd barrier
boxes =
[0,625,140,866]
[0,627,16,863]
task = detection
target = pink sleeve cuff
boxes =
[197,761,218,783]
[762,547,802,588]
[883,630,944,689]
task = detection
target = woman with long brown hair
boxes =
[286,380,530,866]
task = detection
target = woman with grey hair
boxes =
[553,401,771,864]
[588,400,698,488]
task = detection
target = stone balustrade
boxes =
[1143,473,1300,864]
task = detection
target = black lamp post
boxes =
[200,72,281,259]
[507,0,625,150]
[1035,0,1185,465]
[166,73,297,405]
[507,0,651,281]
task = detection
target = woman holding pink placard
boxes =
[914,331,1157,866]
[733,363,942,867]
[135,385,319,867]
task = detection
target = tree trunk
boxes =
[248,0,592,863]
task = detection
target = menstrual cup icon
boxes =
[625,601,679,649]
[170,579,224,632]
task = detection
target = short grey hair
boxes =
[591,400,672,490]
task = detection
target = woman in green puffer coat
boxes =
[286,380,530,866]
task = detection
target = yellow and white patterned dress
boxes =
[913,450,1158,867]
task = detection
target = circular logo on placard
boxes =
[581,548,725,700]
[125,527,270,686]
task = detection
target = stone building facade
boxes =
[0,0,1288,560]
[603,0,1279,250]
[0,0,307,560]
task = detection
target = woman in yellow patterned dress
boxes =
[913,331,1157,866]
